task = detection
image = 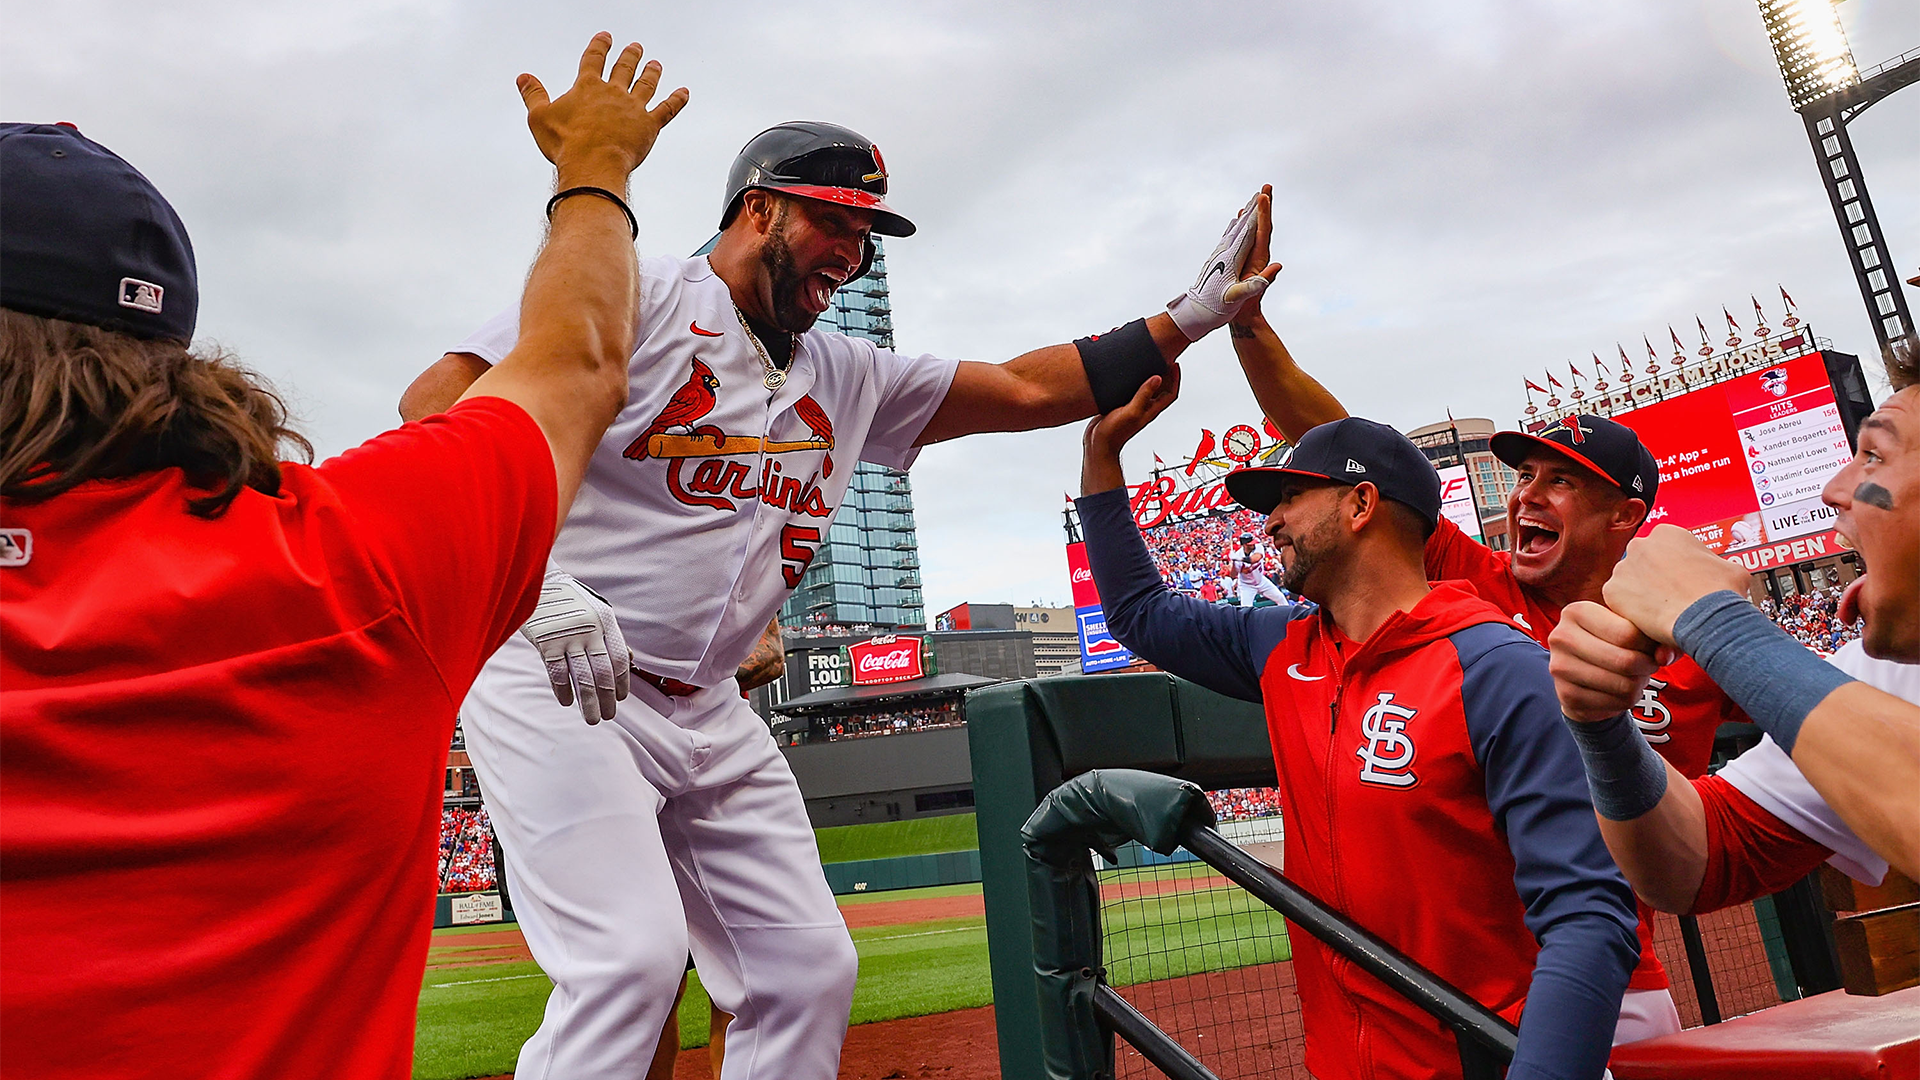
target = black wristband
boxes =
[1075,318,1168,413]
[546,186,638,240]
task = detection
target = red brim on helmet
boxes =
[774,184,916,237]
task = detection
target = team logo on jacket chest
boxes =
[1355,692,1420,788]
[621,357,837,518]
[1630,677,1672,744]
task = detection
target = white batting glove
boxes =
[520,568,631,725]
[1166,192,1272,341]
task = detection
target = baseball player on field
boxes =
[1227,531,1287,607]
[399,115,1282,1077]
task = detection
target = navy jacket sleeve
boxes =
[1454,623,1641,1080]
[1074,489,1302,702]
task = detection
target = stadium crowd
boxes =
[437,807,497,894]
[1141,508,1277,600]
[1207,787,1285,822]
[804,700,964,743]
[1761,586,1862,656]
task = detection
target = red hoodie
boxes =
[1080,488,1639,1080]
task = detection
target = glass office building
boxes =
[780,240,927,629]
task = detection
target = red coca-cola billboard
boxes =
[847,635,926,686]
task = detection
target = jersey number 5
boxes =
[781,525,821,588]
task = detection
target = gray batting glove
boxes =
[1166,191,1271,341]
[520,568,631,724]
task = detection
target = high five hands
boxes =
[518,33,691,186]
[1167,184,1284,340]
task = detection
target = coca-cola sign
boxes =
[848,635,925,686]
[1065,542,1101,608]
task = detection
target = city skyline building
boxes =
[780,239,928,629]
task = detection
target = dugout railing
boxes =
[965,673,1852,1080]
[1021,768,1518,1080]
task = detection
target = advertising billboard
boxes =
[1611,353,1854,567]
[1065,541,1134,673]
[1435,463,1484,543]
[846,635,927,686]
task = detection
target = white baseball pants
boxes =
[1612,987,1682,1044]
[462,635,857,1080]
[1237,575,1287,608]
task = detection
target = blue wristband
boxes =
[1673,590,1855,756]
[1565,711,1669,821]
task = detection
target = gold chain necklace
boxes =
[734,303,790,391]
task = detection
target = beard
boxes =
[759,209,824,335]
[1279,513,1342,596]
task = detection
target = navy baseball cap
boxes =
[0,122,198,342]
[1489,414,1660,505]
[1225,417,1442,530]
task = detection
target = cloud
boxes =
[6,0,1914,613]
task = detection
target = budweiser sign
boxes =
[1128,475,1239,530]
[848,635,925,686]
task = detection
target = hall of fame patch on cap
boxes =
[119,277,164,313]
[0,528,31,567]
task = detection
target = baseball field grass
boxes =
[812,812,978,863]
[414,856,1288,1078]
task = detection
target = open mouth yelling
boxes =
[1515,516,1561,560]
[803,271,844,315]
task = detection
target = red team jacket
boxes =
[1079,490,1639,1080]
[0,399,554,1079]
[1425,515,1745,990]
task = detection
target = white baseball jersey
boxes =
[1229,546,1268,585]
[1716,640,1920,885]
[454,254,958,687]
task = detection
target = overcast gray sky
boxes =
[7,0,1914,612]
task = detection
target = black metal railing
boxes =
[1023,769,1516,1080]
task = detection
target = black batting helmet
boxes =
[720,121,915,239]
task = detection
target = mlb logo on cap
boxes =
[119,278,163,314]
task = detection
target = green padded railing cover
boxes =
[1020,769,1216,1080]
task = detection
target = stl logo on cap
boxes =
[1558,415,1586,444]
[862,145,887,185]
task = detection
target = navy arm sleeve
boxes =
[1074,489,1302,702]
[1454,623,1641,1080]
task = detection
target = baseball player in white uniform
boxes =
[1227,532,1287,607]
[401,117,1282,1079]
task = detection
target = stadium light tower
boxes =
[1758,0,1918,367]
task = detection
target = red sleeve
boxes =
[317,396,557,694]
[1424,513,1504,583]
[1692,773,1834,914]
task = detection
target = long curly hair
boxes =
[0,309,312,518]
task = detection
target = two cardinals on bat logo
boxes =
[621,358,838,516]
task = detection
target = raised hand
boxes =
[1081,365,1182,495]
[1602,525,1753,647]
[517,33,690,187]
[1166,187,1284,341]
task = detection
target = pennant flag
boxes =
[1262,417,1282,442]
[1154,453,1165,466]
[1723,305,1741,333]
[1752,295,1767,323]
[1779,285,1797,311]
[1643,336,1658,363]
[1568,360,1584,380]
[1524,379,1548,394]
[1669,326,1686,353]
[1696,315,1710,342]
[1546,371,1564,389]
